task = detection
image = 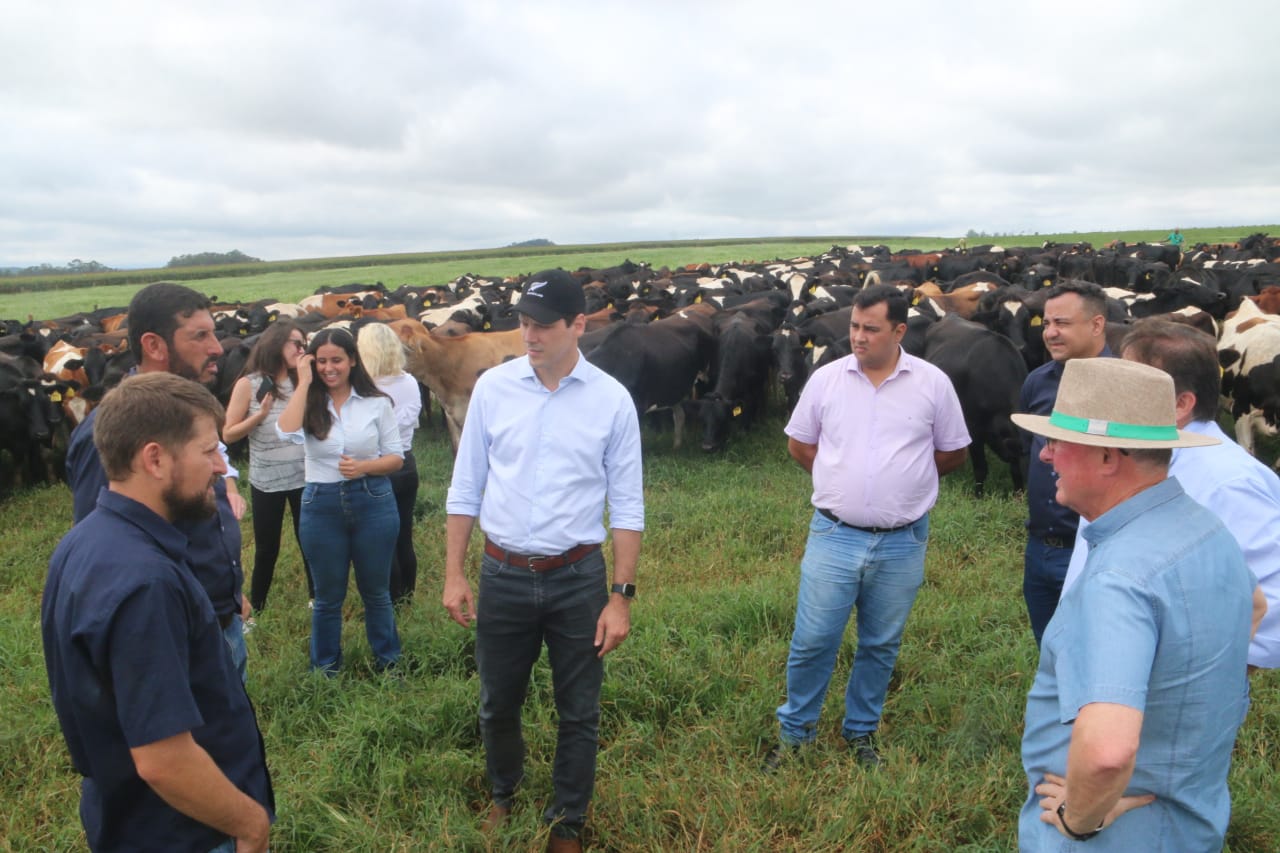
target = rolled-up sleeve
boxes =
[604,395,645,532]
[445,384,490,517]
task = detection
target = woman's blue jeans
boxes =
[777,510,929,744]
[475,547,608,838]
[299,477,401,673]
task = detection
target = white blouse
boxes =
[277,389,403,484]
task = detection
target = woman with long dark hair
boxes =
[277,326,404,674]
[224,320,314,612]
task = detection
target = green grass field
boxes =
[3,232,1279,851]
[4,417,1278,851]
[2,225,1274,319]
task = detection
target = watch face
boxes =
[613,583,636,598]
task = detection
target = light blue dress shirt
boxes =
[1021,478,1253,851]
[1063,419,1279,667]
[446,354,644,555]
[277,390,403,483]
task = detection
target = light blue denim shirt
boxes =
[446,354,644,555]
[1021,477,1253,852]
[1064,419,1280,667]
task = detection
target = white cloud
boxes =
[1,0,1278,267]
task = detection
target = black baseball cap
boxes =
[514,269,585,324]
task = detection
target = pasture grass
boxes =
[4,411,1279,852]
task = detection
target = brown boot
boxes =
[545,833,583,853]
[481,803,510,834]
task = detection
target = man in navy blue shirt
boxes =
[1019,281,1112,644]
[43,372,273,852]
[65,283,251,679]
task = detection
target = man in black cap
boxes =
[443,269,645,852]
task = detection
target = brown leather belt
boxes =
[484,538,601,572]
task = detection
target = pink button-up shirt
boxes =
[785,350,970,528]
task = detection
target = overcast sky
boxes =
[3,0,1277,268]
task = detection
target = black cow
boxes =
[923,316,1027,496]
[772,307,852,412]
[0,354,58,488]
[585,308,716,449]
[688,307,777,452]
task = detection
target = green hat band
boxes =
[1048,410,1179,441]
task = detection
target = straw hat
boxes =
[1011,358,1219,449]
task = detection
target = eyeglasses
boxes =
[286,340,306,349]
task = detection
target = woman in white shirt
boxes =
[223,320,313,612]
[277,326,404,675]
[357,322,423,607]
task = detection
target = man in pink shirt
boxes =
[769,284,970,768]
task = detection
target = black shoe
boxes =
[846,733,882,768]
[762,742,800,772]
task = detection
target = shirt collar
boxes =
[95,489,190,562]
[1082,476,1183,548]
[845,346,912,380]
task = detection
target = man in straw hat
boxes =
[1061,319,1275,670]
[1014,357,1258,851]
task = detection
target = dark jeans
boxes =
[248,485,313,609]
[387,452,419,605]
[1023,535,1071,645]
[476,547,608,838]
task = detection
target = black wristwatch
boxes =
[1057,802,1103,841]
[610,583,636,599]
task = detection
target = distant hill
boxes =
[506,238,555,248]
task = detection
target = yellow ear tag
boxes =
[1043,279,1052,287]
[67,389,76,398]
[804,340,814,349]
[912,296,920,305]
[239,328,247,335]
[694,294,702,303]
[732,406,743,417]
[1030,316,1043,327]
[483,321,491,330]
[50,391,62,402]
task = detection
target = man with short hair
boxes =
[1061,318,1277,668]
[443,269,644,853]
[770,284,970,768]
[1019,280,1112,644]
[1014,358,1255,851]
[66,282,252,679]
[43,373,273,853]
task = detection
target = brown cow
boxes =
[388,320,527,449]
[1247,285,1280,315]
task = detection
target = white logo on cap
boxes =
[527,281,547,298]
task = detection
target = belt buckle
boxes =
[527,554,555,571]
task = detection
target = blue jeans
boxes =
[476,547,608,838]
[1023,536,1071,646]
[223,613,247,685]
[777,510,929,744]
[299,478,401,673]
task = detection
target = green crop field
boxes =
[3,232,1278,851]
[2,225,1274,319]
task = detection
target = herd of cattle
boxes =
[3,233,1280,496]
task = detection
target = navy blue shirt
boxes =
[67,407,245,619]
[1019,346,1114,539]
[41,490,273,852]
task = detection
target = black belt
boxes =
[818,507,914,535]
[484,539,601,572]
[218,612,235,630]
[1039,534,1075,549]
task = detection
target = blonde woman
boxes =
[357,321,423,606]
